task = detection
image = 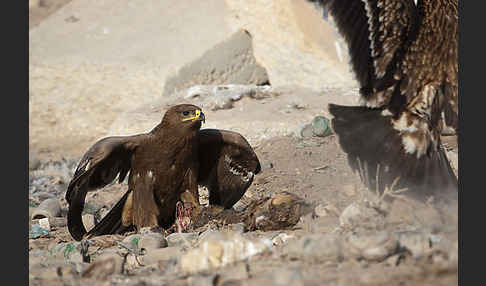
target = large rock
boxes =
[285,233,344,263]
[162,29,269,97]
[29,0,231,67]
[224,0,356,89]
[342,230,399,262]
[339,200,387,231]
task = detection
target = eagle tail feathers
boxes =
[84,190,134,239]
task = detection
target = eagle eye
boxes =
[183,111,190,116]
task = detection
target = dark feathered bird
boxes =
[66,104,261,241]
[310,0,458,200]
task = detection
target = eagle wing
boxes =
[313,0,458,199]
[315,0,417,103]
[66,135,144,241]
[320,0,457,127]
[197,129,261,209]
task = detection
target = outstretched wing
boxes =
[197,129,261,209]
[66,135,144,241]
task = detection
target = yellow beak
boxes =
[182,109,205,123]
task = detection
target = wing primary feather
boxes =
[66,135,141,240]
[85,190,135,239]
[198,129,261,209]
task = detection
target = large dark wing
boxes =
[311,0,417,101]
[66,135,144,241]
[197,129,261,209]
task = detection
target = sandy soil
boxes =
[28,128,458,285]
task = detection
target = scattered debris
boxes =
[183,84,274,111]
[246,192,310,231]
[39,217,51,231]
[29,224,49,239]
[271,232,295,246]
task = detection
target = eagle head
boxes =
[160,104,206,132]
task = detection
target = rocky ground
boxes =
[29,1,458,285]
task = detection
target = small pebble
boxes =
[396,231,430,258]
[227,223,247,233]
[339,201,386,230]
[262,162,274,170]
[343,231,398,262]
[82,214,96,231]
[138,233,168,250]
[82,255,121,280]
[285,234,342,262]
[271,233,294,246]
[31,198,62,219]
[122,234,142,250]
[299,124,314,138]
[139,247,181,266]
[311,116,332,137]
[166,232,199,247]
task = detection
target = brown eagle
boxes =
[66,104,261,241]
[310,0,458,200]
